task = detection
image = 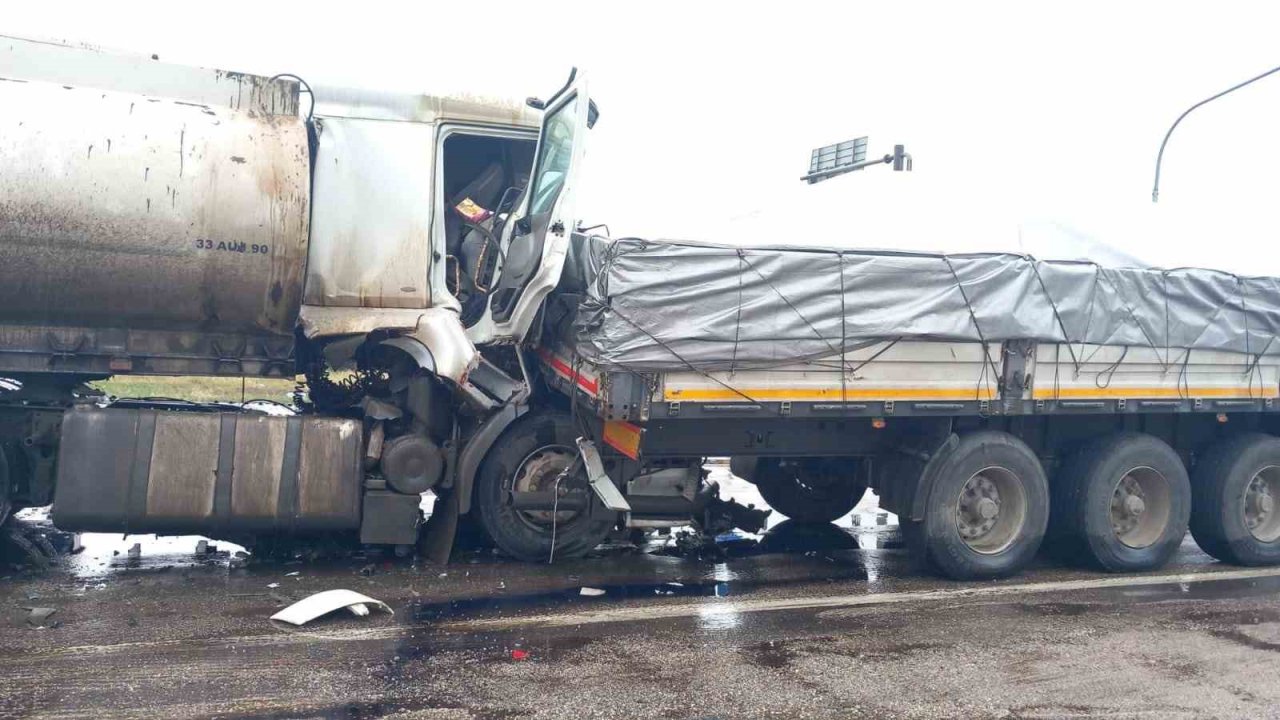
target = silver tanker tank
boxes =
[0,36,310,377]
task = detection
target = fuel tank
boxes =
[52,406,362,535]
[0,46,310,344]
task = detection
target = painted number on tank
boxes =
[195,239,270,255]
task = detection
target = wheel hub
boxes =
[953,466,1028,555]
[512,446,578,526]
[1244,469,1280,541]
[957,474,1002,540]
[1109,467,1173,549]
[1110,474,1147,538]
[1123,494,1146,518]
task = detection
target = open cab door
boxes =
[468,70,592,345]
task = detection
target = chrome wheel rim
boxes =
[1110,466,1172,549]
[955,466,1027,555]
[1243,466,1280,543]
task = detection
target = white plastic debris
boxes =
[267,583,280,589]
[24,607,57,626]
[269,589,393,626]
[284,571,300,577]
[579,587,606,597]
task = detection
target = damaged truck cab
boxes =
[0,36,637,554]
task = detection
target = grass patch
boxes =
[94,376,298,404]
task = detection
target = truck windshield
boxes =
[527,95,578,216]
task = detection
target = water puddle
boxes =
[411,578,743,623]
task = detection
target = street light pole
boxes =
[1152,63,1280,202]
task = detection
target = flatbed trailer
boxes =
[492,235,1280,579]
[530,337,1280,579]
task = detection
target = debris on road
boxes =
[580,587,606,597]
[23,607,57,627]
[3,523,57,569]
[269,589,393,626]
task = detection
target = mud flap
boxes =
[577,438,631,512]
[419,487,461,564]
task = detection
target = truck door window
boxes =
[438,131,536,327]
[527,95,578,217]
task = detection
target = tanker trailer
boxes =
[0,34,597,554]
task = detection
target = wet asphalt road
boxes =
[3,515,1280,720]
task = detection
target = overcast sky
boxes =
[9,1,1280,273]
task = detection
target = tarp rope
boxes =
[605,304,785,416]
[735,249,848,371]
[941,255,1001,401]
[1028,256,1081,375]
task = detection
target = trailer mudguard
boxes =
[875,427,958,522]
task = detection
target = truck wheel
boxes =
[904,431,1049,580]
[1190,434,1280,566]
[473,412,616,562]
[1050,433,1190,572]
[754,459,867,523]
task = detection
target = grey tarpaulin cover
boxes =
[546,234,1280,372]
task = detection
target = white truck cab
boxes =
[297,71,594,384]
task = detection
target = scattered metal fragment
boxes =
[4,526,52,569]
[269,589,392,626]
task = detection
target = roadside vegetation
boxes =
[93,376,298,404]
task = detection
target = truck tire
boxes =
[1190,433,1280,566]
[473,412,617,562]
[903,431,1049,580]
[1050,433,1190,572]
[753,459,867,524]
